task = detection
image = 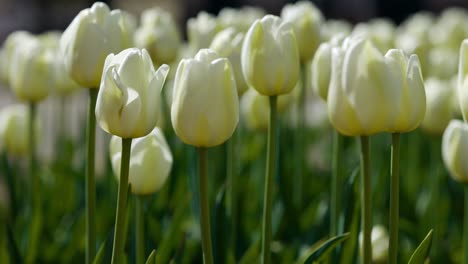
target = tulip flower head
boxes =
[241,15,299,96]
[327,37,395,136]
[359,225,389,264]
[9,37,53,102]
[110,127,172,195]
[187,12,220,53]
[217,6,266,32]
[442,120,468,184]
[281,1,323,62]
[421,78,453,134]
[210,27,248,95]
[60,2,134,88]
[458,39,468,122]
[171,49,239,147]
[0,104,40,157]
[95,48,169,139]
[135,7,181,65]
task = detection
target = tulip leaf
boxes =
[239,239,260,264]
[145,249,156,264]
[92,239,107,264]
[5,223,22,264]
[297,233,349,264]
[408,229,433,264]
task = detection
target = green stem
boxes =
[464,186,468,264]
[360,136,372,264]
[261,96,277,264]
[26,102,41,264]
[227,132,238,261]
[111,138,132,264]
[330,130,343,237]
[295,64,307,210]
[135,196,144,264]
[389,133,400,264]
[86,89,98,264]
[197,147,214,264]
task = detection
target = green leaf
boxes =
[92,240,107,264]
[145,249,156,264]
[297,233,350,264]
[408,229,433,264]
[5,223,22,264]
[239,240,260,264]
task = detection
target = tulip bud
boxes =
[135,7,181,65]
[458,39,468,122]
[385,49,426,133]
[359,225,389,264]
[0,104,40,157]
[281,1,323,62]
[321,19,352,41]
[2,31,34,85]
[9,37,53,102]
[442,119,468,184]
[60,2,134,88]
[95,48,169,139]
[421,78,453,134]
[210,27,248,95]
[171,49,239,147]
[110,127,172,195]
[311,34,346,101]
[241,15,299,96]
[187,12,220,53]
[217,6,265,32]
[327,37,400,136]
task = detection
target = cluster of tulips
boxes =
[3,1,468,263]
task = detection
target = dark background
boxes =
[0,0,467,42]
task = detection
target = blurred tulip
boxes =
[359,225,389,264]
[281,1,323,62]
[210,27,248,95]
[135,7,181,65]
[421,78,454,134]
[171,49,238,147]
[110,127,172,195]
[0,104,40,157]
[311,34,346,101]
[428,47,458,80]
[352,18,396,53]
[321,19,352,41]
[385,49,426,133]
[241,15,299,96]
[60,2,134,88]
[327,37,400,136]
[1,31,34,86]
[9,37,53,102]
[458,39,468,122]
[429,8,468,50]
[442,119,468,184]
[187,11,220,53]
[95,48,169,139]
[217,6,265,32]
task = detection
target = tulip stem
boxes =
[227,130,238,261]
[111,138,132,264]
[331,131,343,236]
[197,147,214,264]
[86,89,98,264]
[135,195,144,264]
[262,95,277,264]
[295,63,307,210]
[26,101,41,264]
[389,133,400,264]
[464,186,468,264]
[360,136,372,264]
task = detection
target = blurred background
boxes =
[0,0,467,42]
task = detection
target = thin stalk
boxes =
[331,130,343,236]
[135,196,144,264]
[227,131,238,261]
[295,63,307,209]
[86,89,98,264]
[26,102,41,264]
[261,96,278,264]
[360,136,372,264]
[111,138,132,264]
[464,186,468,264]
[197,147,213,264]
[389,133,400,264]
